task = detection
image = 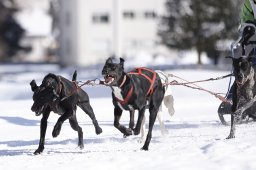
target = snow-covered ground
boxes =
[0,66,256,170]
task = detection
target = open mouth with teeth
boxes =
[236,80,245,86]
[104,74,116,85]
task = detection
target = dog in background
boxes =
[140,70,175,142]
[30,71,102,154]
[227,56,256,139]
[102,57,165,150]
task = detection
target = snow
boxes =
[0,66,256,170]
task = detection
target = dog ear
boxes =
[106,58,113,64]
[120,58,125,68]
[30,80,38,92]
[72,70,77,81]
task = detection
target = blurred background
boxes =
[0,0,243,68]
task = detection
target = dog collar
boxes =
[119,75,127,88]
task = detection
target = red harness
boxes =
[115,67,157,105]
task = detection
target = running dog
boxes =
[227,56,256,139]
[102,58,165,150]
[30,71,102,154]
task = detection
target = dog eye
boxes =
[240,62,248,70]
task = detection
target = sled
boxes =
[217,101,232,125]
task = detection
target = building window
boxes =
[123,11,135,19]
[144,11,157,19]
[92,13,109,23]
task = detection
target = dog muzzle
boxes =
[104,74,116,85]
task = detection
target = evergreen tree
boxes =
[159,0,242,65]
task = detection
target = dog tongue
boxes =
[105,77,114,84]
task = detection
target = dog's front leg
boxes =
[227,104,246,138]
[227,84,237,139]
[114,106,133,137]
[226,114,236,139]
[52,109,73,138]
[34,110,50,155]
[133,106,146,135]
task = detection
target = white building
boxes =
[58,0,168,67]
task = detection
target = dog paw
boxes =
[123,128,133,137]
[52,124,61,137]
[141,146,148,151]
[96,127,103,135]
[78,144,84,150]
[133,128,140,135]
[226,134,235,139]
[34,147,44,155]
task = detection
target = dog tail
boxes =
[72,70,77,81]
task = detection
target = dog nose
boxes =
[238,74,244,81]
[31,105,36,112]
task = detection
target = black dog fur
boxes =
[102,58,164,150]
[30,71,102,154]
[227,56,256,139]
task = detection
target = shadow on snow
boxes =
[0,116,39,126]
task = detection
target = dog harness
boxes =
[115,67,157,105]
[129,67,157,96]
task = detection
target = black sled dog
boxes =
[227,56,256,139]
[102,58,165,150]
[30,71,102,154]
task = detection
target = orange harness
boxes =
[128,67,156,96]
[115,67,157,105]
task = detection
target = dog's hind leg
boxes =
[69,113,84,149]
[157,104,168,136]
[141,104,158,150]
[78,102,102,135]
[141,83,164,150]
[164,95,175,116]
[133,106,146,135]
[34,109,50,155]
